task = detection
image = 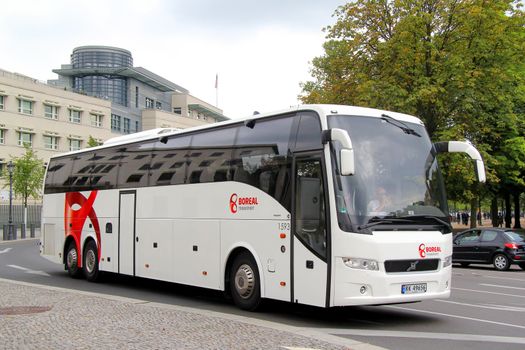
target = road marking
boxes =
[7,264,50,277]
[483,275,525,282]
[480,283,525,291]
[0,248,12,254]
[384,305,525,330]
[436,299,525,312]
[453,287,525,299]
[319,329,525,345]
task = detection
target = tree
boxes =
[301,0,525,223]
[87,135,100,148]
[2,145,46,226]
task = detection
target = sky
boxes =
[0,0,347,119]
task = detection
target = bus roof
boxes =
[48,104,424,160]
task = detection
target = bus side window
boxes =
[234,116,294,211]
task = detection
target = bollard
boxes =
[12,224,17,240]
[30,225,35,238]
[2,225,7,240]
[21,224,26,239]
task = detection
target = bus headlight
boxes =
[342,257,379,271]
[443,255,453,268]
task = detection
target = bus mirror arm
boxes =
[434,141,486,183]
[323,128,355,176]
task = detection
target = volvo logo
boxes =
[407,260,419,272]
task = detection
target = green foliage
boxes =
[2,146,46,206]
[301,0,525,203]
[87,136,100,148]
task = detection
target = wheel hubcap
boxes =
[67,248,77,269]
[85,249,96,273]
[234,264,255,299]
[495,256,506,269]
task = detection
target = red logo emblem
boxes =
[419,244,426,258]
[230,193,238,213]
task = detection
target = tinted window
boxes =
[233,115,294,210]
[480,230,498,242]
[44,157,74,194]
[185,126,237,184]
[294,112,322,151]
[504,231,525,242]
[150,134,191,186]
[117,140,156,188]
[457,230,480,244]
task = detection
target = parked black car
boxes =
[453,228,525,271]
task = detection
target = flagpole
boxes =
[215,73,219,107]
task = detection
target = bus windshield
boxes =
[328,115,449,233]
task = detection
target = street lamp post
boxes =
[7,161,14,240]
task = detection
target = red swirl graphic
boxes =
[230,193,238,213]
[419,244,426,258]
[64,191,101,267]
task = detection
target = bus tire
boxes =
[229,251,261,311]
[83,240,100,282]
[66,241,82,278]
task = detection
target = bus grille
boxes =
[384,259,439,273]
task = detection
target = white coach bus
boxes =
[40,105,485,310]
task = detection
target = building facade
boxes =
[50,46,227,134]
[0,68,114,170]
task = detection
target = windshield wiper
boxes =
[380,114,422,137]
[358,218,412,230]
[399,215,452,231]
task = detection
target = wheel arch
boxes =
[223,244,265,297]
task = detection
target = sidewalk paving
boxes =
[0,278,383,350]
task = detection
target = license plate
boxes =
[401,283,427,294]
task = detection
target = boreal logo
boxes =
[230,193,238,213]
[229,193,259,213]
[419,244,426,258]
[419,243,442,258]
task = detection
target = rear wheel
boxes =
[83,240,100,282]
[229,252,261,311]
[493,253,510,271]
[460,262,470,268]
[65,241,82,278]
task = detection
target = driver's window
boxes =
[295,157,326,259]
[458,230,480,244]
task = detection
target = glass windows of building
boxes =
[173,107,182,115]
[69,139,81,151]
[43,135,59,150]
[135,121,140,133]
[111,114,121,131]
[145,97,154,109]
[74,76,128,106]
[18,99,33,115]
[18,132,32,147]
[44,104,59,119]
[69,109,81,123]
[0,129,5,144]
[71,48,133,69]
[135,86,139,108]
[90,113,103,127]
[155,101,162,110]
[0,95,4,110]
[123,118,130,134]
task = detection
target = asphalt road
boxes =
[1,239,524,350]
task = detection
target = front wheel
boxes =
[83,240,100,282]
[229,252,261,311]
[519,263,525,271]
[493,253,510,271]
[65,241,82,278]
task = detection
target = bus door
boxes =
[119,190,136,276]
[292,153,329,307]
